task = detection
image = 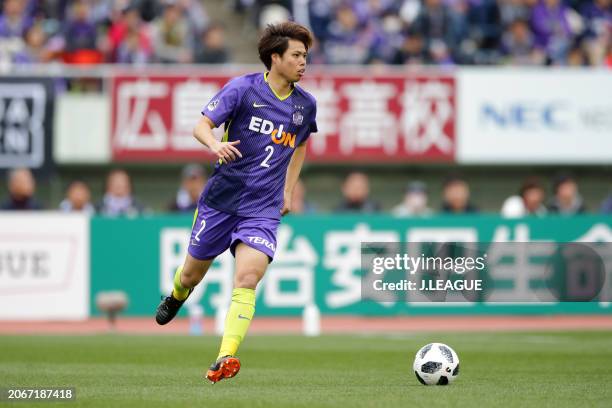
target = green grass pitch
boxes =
[1,331,611,407]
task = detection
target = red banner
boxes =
[111,72,456,162]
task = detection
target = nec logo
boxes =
[248,116,296,148]
[480,103,567,130]
[247,236,276,251]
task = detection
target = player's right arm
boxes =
[193,116,242,164]
[197,77,246,164]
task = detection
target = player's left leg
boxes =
[206,243,271,383]
[157,202,238,326]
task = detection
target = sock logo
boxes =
[237,314,251,320]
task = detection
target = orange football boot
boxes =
[206,356,241,384]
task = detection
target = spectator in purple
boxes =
[63,0,98,53]
[353,0,399,22]
[353,0,403,60]
[323,3,378,64]
[581,0,612,39]
[530,0,575,63]
[367,11,405,63]
[0,0,33,38]
[22,0,40,19]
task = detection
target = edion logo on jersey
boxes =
[247,236,276,251]
[248,116,296,148]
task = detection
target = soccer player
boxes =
[155,21,317,384]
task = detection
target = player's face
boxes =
[275,40,307,83]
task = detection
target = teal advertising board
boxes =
[91,215,612,316]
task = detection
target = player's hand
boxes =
[211,140,242,164]
[280,191,292,216]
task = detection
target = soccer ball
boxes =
[413,343,460,385]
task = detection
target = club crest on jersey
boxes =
[292,110,304,126]
[207,99,219,111]
[248,116,296,148]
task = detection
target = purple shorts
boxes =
[187,202,280,262]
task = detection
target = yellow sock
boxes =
[172,266,190,301]
[217,288,256,359]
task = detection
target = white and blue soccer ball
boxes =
[413,343,460,385]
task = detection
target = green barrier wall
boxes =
[91,215,612,317]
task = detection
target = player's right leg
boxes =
[155,254,212,325]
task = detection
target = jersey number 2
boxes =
[195,220,206,242]
[260,145,274,168]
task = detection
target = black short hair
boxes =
[258,21,313,70]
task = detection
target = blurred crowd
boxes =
[330,171,597,216]
[1,0,609,67]
[3,167,612,217]
[240,0,612,66]
[0,0,230,65]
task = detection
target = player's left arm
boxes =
[280,140,308,216]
